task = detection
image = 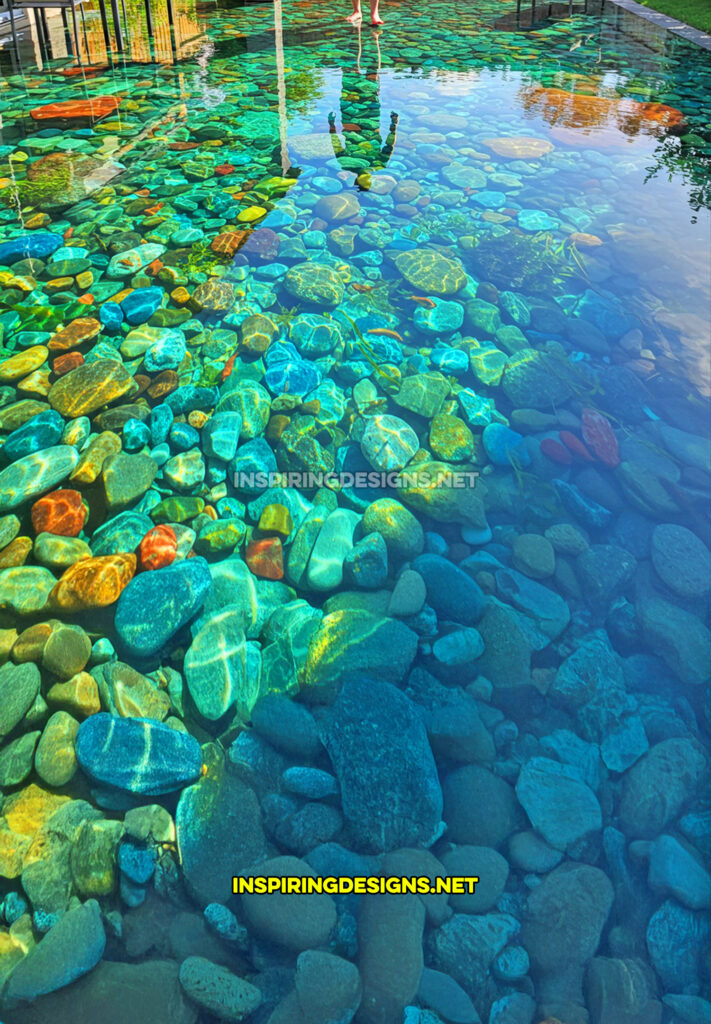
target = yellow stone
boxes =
[45,277,75,294]
[76,270,94,291]
[237,206,267,223]
[0,628,17,665]
[258,503,293,539]
[17,369,51,397]
[170,286,191,305]
[47,671,101,717]
[188,410,209,429]
[70,430,122,485]
[24,213,50,229]
[0,346,48,383]
[7,276,36,293]
[3,785,70,836]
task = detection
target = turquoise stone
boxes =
[0,445,79,512]
[76,713,202,794]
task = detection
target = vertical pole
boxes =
[274,0,290,173]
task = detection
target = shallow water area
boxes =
[0,0,709,1022]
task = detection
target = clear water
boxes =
[0,0,709,1021]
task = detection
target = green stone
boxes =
[102,452,158,510]
[284,263,345,307]
[394,372,450,419]
[0,730,41,787]
[151,496,205,523]
[397,460,488,528]
[468,342,508,386]
[35,711,79,787]
[394,249,466,296]
[69,818,123,897]
[429,413,475,462]
[195,518,246,554]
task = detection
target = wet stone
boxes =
[76,713,202,795]
[48,360,134,418]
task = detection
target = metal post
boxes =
[109,0,124,50]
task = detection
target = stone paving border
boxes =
[606,0,711,50]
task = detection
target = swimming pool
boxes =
[0,0,709,1021]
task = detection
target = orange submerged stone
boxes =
[210,231,248,257]
[50,553,136,611]
[30,96,121,121]
[139,525,178,572]
[31,489,87,537]
[246,537,284,580]
[48,317,101,353]
[53,352,84,376]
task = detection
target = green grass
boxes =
[637,0,711,33]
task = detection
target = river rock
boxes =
[48,360,134,418]
[177,748,267,906]
[239,855,336,951]
[178,957,261,1022]
[115,557,213,657]
[76,713,203,794]
[358,891,425,1024]
[0,446,79,512]
[4,899,105,1003]
[516,756,602,851]
[618,738,708,839]
[324,675,443,853]
[302,610,418,701]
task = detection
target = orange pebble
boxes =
[77,293,95,305]
[246,537,283,580]
[53,351,84,376]
[139,524,178,571]
[31,489,87,537]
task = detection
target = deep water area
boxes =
[0,0,709,1021]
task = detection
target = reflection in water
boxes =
[328,26,399,181]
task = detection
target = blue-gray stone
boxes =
[118,839,157,884]
[482,422,530,468]
[121,286,163,326]
[412,554,487,624]
[4,899,105,1002]
[76,713,202,794]
[115,557,213,657]
[324,675,443,853]
[646,899,710,990]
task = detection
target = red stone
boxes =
[581,408,620,468]
[215,164,236,176]
[30,96,121,121]
[558,430,594,462]
[31,489,87,537]
[540,438,573,466]
[139,525,178,572]
[246,537,283,580]
[53,352,84,376]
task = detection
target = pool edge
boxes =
[605,0,711,51]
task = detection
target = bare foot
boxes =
[371,14,384,24]
[346,10,362,21]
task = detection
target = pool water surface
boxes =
[0,0,709,1022]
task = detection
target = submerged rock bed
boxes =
[0,0,709,1022]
